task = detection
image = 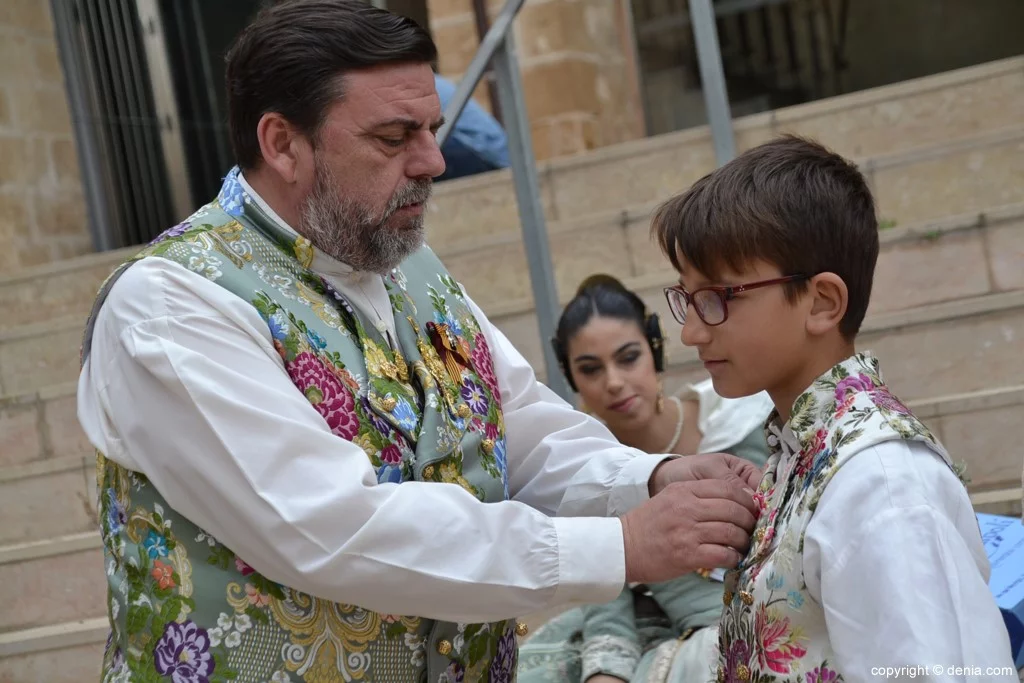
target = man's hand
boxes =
[649,453,763,497]
[621,479,757,584]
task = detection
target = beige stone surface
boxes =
[0,547,107,632]
[0,466,95,544]
[938,403,1024,491]
[860,305,1024,401]
[44,394,93,461]
[868,230,992,315]
[986,218,1024,292]
[774,69,1024,160]
[0,252,124,330]
[0,324,82,396]
[0,399,42,468]
[872,136,1024,225]
[0,642,104,683]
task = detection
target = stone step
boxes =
[0,533,104,634]
[0,619,106,682]
[425,56,1024,247]
[0,455,96,546]
[2,56,1023,332]
[3,202,1021,398]
[0,381,89,470]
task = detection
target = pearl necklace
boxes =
[661,395,685,453]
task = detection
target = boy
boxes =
[652,136,1017,682]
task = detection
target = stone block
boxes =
[44,393,93,460]
[0,642,104,683]
[938,403,1024,491]
[430,14,478,77]
[861,305,1024,402]
[531,115,599,161]
[513,0,596,63]
[446,218,632,307]
[35,189,87,237]
[50,138,81,186]
[624,210,670,279]
[13,242,53,269]
[0,134,49,187]
[0,547,107,632]
[31,38,64,85]
[549,136,717,223]
[10,86,73,136]
[0,34,31,84]
[520,57,602,121]
[986,218,1024,292]
[868,230,991,315]
[0,88,11,128]
[0,399,42,468]
[872,138,1024,226]
[0,0,54,35]
[0,465,96,544]
[0,323,83,396]
[0,252,125,330]
[427,0,473,22]
[774,69,1024,160]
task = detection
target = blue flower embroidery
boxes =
[305,329,327,350]
[144,530,169,559]
[391,398,418,431]
[267,312,290,342]
[787,590,805,609]
[493,438,509,499]
[217,166,246,218]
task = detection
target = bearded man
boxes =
[76,1,760,680]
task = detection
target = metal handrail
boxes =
[436,0,573,402]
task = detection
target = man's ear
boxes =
[805,272,848,337]
[256,112,311,183]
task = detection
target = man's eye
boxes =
[379,137,404,148]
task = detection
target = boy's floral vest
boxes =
[715,354,963,683]
[83,168,519,683]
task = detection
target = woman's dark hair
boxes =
[552,275,664,392]
[225,0,438,169]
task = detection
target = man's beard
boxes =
[299,156,431,274]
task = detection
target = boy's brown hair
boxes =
[651,135,879,339]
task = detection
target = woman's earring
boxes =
[656,393,665,414]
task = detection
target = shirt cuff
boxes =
[609,452,677,515]
[551,516,626,608]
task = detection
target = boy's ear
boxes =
[805,272,848,337]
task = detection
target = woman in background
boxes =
[517,275,772,683]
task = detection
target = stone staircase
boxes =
[1,56,1023,681]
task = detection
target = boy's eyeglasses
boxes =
[663,275,810,327]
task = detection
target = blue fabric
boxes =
[435,74,509,181]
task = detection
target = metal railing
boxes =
[435,0,737,401]
[435,0,572,401]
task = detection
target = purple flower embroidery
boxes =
[723,639,752,683]
[869,388,911,415]
[461,379,489,416]
[361,396,393,436]
[834,373,875,401]
[153,621,214,683]
[487,625,517,683]
[807,665,840,683]
[149,221,191,245]
[440,661,465,683]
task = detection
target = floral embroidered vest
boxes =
[715,354,961,683]
[83,168,518,683]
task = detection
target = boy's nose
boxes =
[680,312,711,347]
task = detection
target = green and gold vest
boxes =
[84,168,517,683]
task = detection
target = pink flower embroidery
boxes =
[807,665,840,683]
[834,394,856,419]
[286,352,359,440]
[471,334,500,408]
[235,557,255,576]
[380,444,403,466]
[755,604,807,674]
[245,583,271,607]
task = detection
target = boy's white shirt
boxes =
[801,439,1016,681]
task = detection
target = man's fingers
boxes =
[696,521,751,554]
[692,543,744,570]
[686,480,759,521]
[689,496,757,532]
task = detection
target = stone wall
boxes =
[0,1,90,273]
[429,0,646,161]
